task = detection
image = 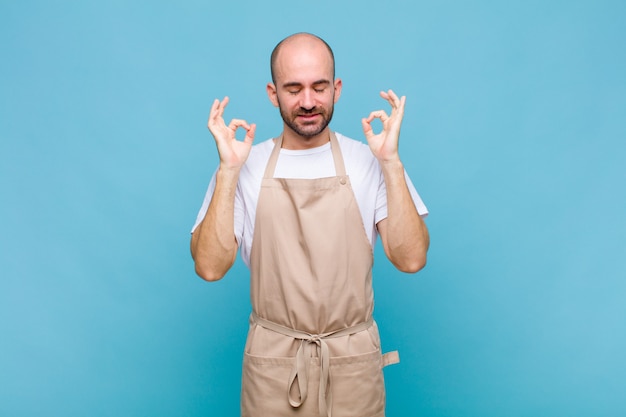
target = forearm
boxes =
[380,160,430,273]
[190,167,240,281]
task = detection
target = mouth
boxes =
[297,113,321,121]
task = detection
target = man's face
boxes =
[269,37,342,140]
[277,82,335,138]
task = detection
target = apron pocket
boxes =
[329,349,386,417]
[242,352,317,417]
[241,350,387,417]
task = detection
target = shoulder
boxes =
[335,132,380,173]
[249,137,275,158]
[335,132,371,156]
[241,138,274,171]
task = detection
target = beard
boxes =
[278,100,335,138]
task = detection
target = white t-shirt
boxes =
[192,132,428,267]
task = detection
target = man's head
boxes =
[270,33,335,84]
[267,33,342,144]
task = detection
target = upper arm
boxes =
[376,218,391,259]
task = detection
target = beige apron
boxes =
[241,132,399,417]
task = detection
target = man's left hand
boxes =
[361,89,406,163]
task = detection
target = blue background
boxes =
[1,1,625,416]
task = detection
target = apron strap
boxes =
[263,135,283,179]
[251,313,374,417]
[263,131,346,179]
[382,350,400,367]
[329,132,346,177]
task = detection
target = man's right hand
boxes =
[193,96,254,281]
[208,96,256,170]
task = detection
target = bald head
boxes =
[270,33,335,84]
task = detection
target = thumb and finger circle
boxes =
[228,118,251,131]
[366,110,389,123]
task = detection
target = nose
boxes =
[300,89,315,110]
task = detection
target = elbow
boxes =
[194,262,226,282]
[190,238,234,282]
[400,233,430,273]
[393,251,427,274]
[191,246,236,281]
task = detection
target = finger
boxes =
[228,119,251,131]
[244,123,257,144]
[365,110,389,124]
[208,96,230,127]
[381,90,405,111]
[398,95,406,112]
[361,118,374,139]
[382,89,401,110]
[393,95,406,117]
[209,98,222,117]
[219,96,229,110]
[212,96,229,118]
[208,99,220,127]
[387,89,399,102]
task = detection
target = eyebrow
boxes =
[282,79,331,89]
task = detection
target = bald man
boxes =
[191,33,429,417]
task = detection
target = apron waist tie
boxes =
[251,313,374,417]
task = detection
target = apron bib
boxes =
[241,132,398,417]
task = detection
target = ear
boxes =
[333,78,343,103]
[267,82,279,107]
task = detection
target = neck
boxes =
[280,127,331,150]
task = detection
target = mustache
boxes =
[296,107,322,115]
